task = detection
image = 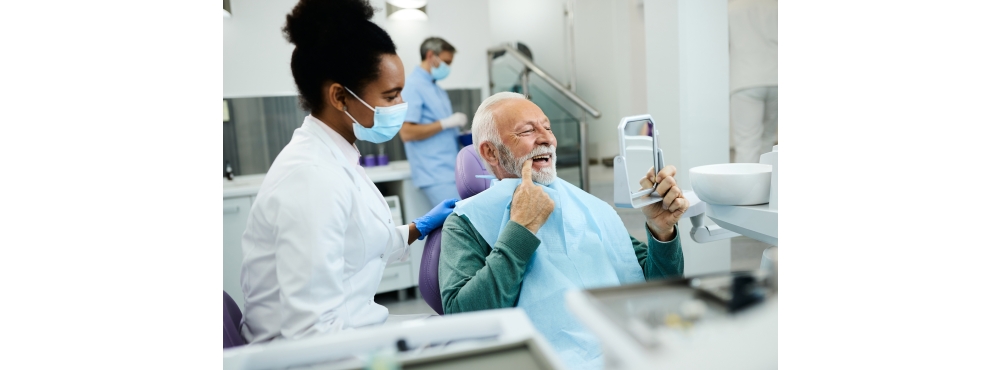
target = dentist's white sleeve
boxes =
[386,224,412,264]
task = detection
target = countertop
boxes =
[223,160,413,198]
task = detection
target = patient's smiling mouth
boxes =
[532,154,551,163]
[528,152,555,174]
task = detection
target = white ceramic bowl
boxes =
[690,163,772,205]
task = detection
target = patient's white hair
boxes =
[471,92,527,176]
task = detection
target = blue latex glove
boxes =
[413,198,459,240]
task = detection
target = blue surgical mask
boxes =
[430,56,451,81]
[343,87,408,143]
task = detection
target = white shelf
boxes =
[223,174,266,198]
[705,203,777,246]
[362,160,412,183]
[222,160,412,198]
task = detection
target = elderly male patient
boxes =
[438,92,689,369]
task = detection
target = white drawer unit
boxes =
[377,197,413,296]
[376,263,412,294]
[383,195,404,227]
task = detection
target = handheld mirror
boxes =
[613,114,665,208]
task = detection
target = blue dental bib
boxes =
[454,178,645,369]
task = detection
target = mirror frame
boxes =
[614,114,665,208]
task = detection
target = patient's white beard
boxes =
[497,144,558,185]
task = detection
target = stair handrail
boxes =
[487,43,601,118]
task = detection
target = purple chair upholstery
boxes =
[224,291,246,348]
[419,228,445,314]
[418,145,492,315]
[455,145,492,199]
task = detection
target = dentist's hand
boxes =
[510,160,554,234]
[439,112,468,130]
[414,198,459,240]
[639,165,688,241]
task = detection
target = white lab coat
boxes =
[239,116,410,344]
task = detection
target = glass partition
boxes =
[489,54,525,95]
[527,80,585,188]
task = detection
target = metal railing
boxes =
[486,43,601,192]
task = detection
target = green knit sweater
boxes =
[438,213,684,314]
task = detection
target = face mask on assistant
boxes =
[430,55,451,81]
[343,86,408,143]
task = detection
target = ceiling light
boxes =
[388,8,428,21]
[387,0,427,8]
[386,0,427,21]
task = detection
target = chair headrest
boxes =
[455,145,492,199]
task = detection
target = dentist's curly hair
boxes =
[283,0,397,112]
[471,92,527,176]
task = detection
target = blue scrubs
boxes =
[401,66,461,205]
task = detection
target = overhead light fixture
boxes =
[388,0,427,9]
[386,0,427,21]
[223,0,232,18]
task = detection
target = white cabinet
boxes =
[383,195,404,227]
[223,196,252,310]
[377,195,417,295]
[376,263,412,294]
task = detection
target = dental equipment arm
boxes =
[681,191,741,243]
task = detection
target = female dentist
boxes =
[239,0,457,344]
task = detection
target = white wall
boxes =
[373,0,493,99]
[573,0,650,160]
[223,0,299,98]
[573,0,620,161]
[627,0,648,120]
[645,0,731,276]
[488,0,569,84]
[677,0,730,187]
[223,0,493,99]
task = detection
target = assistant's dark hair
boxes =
[283,0,397,112]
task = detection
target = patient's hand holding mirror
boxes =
[614,114,665,208]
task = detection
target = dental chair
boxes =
[224,291,246,348]
[419,145,492,315]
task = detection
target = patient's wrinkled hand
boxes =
[640,165,688,241]
[510,160,554,234]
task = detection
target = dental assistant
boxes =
[239,0,457,344]
[729,0,778,163]
[399,37,466,205]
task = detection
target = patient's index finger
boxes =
[521,160,534,185]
